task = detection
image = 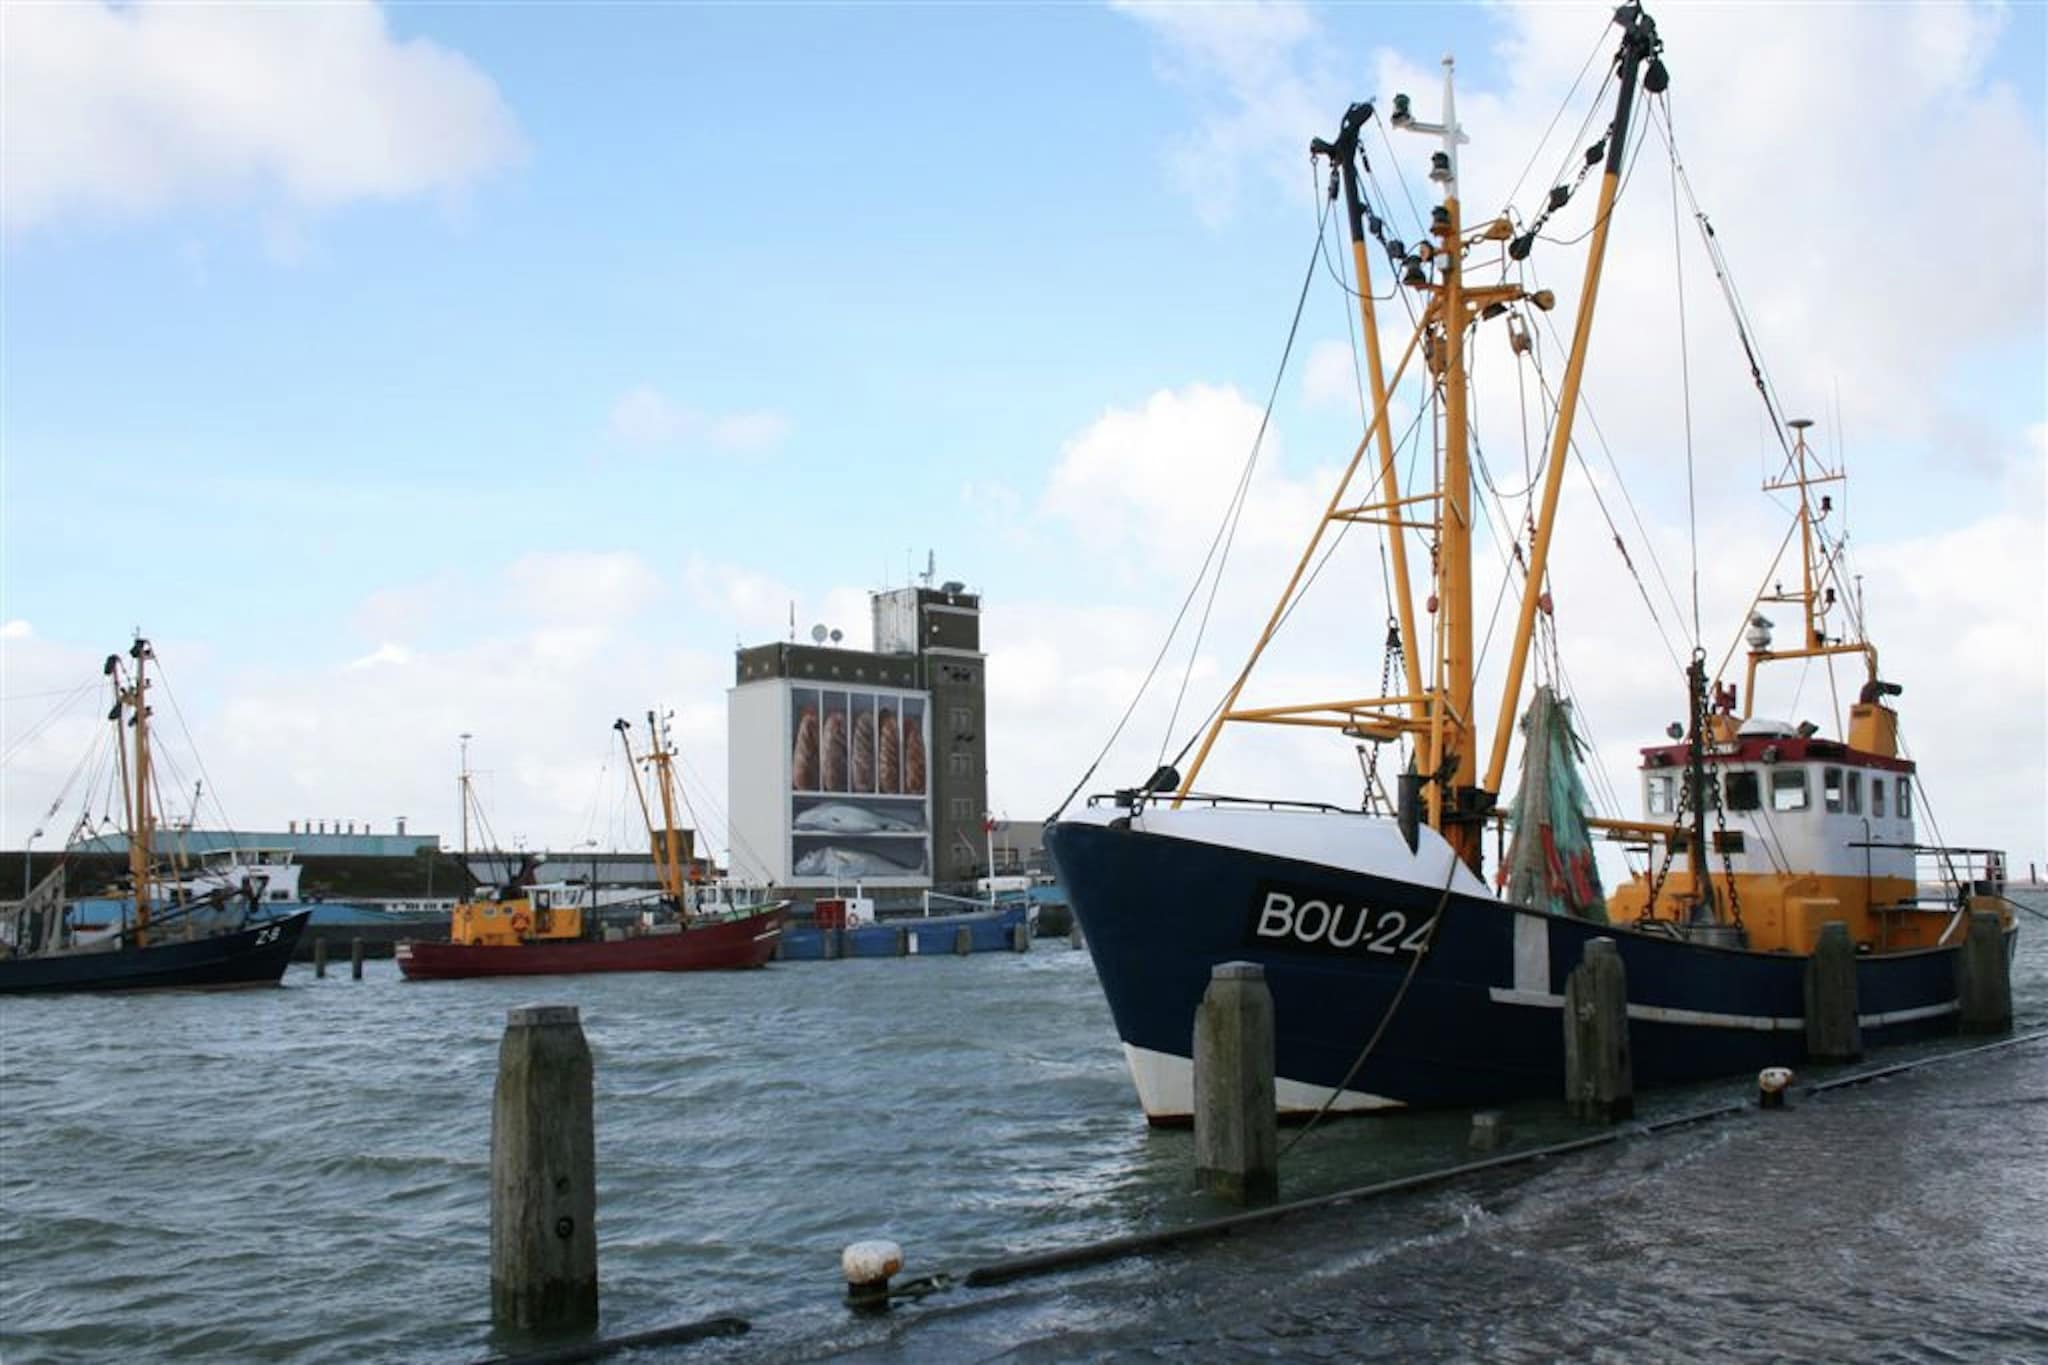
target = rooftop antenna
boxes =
[788,601,796,642]
[922,550,935,587]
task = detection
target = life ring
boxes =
[509,911,532,937]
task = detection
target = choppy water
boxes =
[3,897,2045,1363]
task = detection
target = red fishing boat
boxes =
[397,715,785,981]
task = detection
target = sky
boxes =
[3,1,2043,875]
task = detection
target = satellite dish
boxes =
[829,628,843,644]
[811,623,828,644]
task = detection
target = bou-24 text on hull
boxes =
[0,910,311,995]
[1049,811,1987,1123]
[396,906,784,980]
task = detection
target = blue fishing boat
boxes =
[1045,6,2016,1123]
[776,894,1032,960]
[0,638,309,994]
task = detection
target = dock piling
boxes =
[1193,961,1278,1205]
[313,937,327,978]
[350,936,365,981]
[1563,937,1633,1122]
[1068,924,1084,951]
[1958,910,2012,1034]
[1803,920,1862,1062]
[895,927,910,957]
[491,1004,598,1336]
[953,925,972,956]
[1010,924,1030,954]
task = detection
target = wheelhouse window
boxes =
[1846,771,1863,815]
[1646,774,1675,816]
[1823,766,1844,813]
[1897,777,1912,819]
[1724,771,1761,812]
[1771,768,1810,812]
[1872,779,1886,818]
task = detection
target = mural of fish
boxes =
[793,845,926,878]
[793,802,924,835]
[822,707,848,791]
[904,720,926,795]
[792,706,820,790]
[878,708,900,794]
[852,709,875,791]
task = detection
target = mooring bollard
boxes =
[1958,910,2012,1034]
[1758,1066,1794,1109]
[841,1239,902,1313]
[1193,961,1278,1204]
[1469,1110,1510,1152]
[1010,924,1030,954]
[1563,937,1633,1122]
[350,936,365,981]
[1803,920,1862,1062]
[491,1004,598,1336]
[953,925,972,956]
[313,937,328,978]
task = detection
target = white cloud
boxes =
[1301,339,1362,410]
[608,386,794,456]
[2,0,524,232]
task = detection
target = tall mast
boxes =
[1313,104,1424,718]
[1481,4,1665,803]
[128,637,155,944]
[1389,55,1482,861]
[647,710,686,905]
[458,732,473,860]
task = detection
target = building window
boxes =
[1646,774,1674,815]
[1897,777,1912,819]
[1872,778,1886,818]
[1770,768,1809,812]
[1724,771,1761,812]
[1845,771,1862,815]
[1823,767,1844,813]
[948,750,972,777]
[950,798,973,821]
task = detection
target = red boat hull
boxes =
[395,907,784,981]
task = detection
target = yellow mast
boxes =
[647,710,687,904]
[1314,104,1425,717]
[1174,7,1666,879]
[1481,10,1661,799]
[1737,418,1876,714]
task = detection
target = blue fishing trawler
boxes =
[1045,5,2016,1122]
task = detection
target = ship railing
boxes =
[1087,790,1358,817]
[1846,840,2010,909]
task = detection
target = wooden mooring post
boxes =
[1803,920,1862,1062]
[350,936,365,981]
[1563,937,1633,1122]
[491,1004,598,1336]
[1957,910,2013,1034]
[1193,961,1278,1204]
[1010,923,1031,954]
[953,925,972,956]
[313,937,327,978]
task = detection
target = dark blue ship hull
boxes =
[0,911,310,995]
[1048,819,1981,1117]
[778,904,1029,960]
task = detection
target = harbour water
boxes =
[3,897,2044,1362]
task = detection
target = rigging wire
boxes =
[1157,192,1333,772]
[1505,25,1617,211]
[1048,203,1334,819]
[0,678,100,767]
[1664,90,1703,649]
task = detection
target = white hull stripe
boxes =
[1122,1042,1404,1122]
[1489,987,1960,1032]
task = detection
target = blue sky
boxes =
[4,2,2043,864]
